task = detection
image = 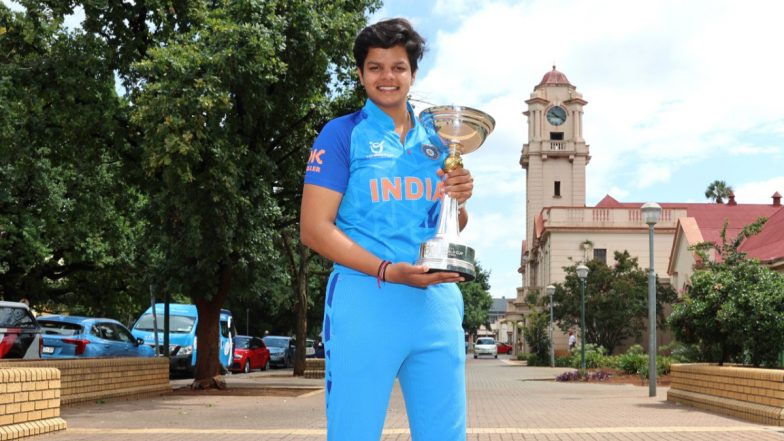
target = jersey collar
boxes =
[361,99,419,132]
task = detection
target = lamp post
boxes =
[546,285,556,367]
[575,264,589,371]
[641,202,662,397]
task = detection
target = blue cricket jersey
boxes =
[304,99,446,274]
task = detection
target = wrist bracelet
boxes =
[376,260,391,288]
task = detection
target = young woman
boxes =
[300,18,474,441]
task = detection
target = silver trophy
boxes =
[416,106,495,282]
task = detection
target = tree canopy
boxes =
[552,252,676,354]
[669,217,784,367]
[705,180,733,204]
[459,261,493,337]
[1,0,378,383]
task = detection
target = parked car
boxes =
[262,335,294,368]
[131,304,235,374]
[0,301,41,359]
[38,315,155,358]
[474,337,498,359]
[497,342,513,354]
[231,335,270,373]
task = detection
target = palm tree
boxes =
[705,180,733,204]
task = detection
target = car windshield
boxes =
[234,337,251,349]
[263,337,289,348]
[0,307,37,328]
[134,314,195,333]
[38,320,82,336]
[476,338,495,345]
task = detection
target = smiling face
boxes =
[358,45,416,116]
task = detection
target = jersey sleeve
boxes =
[303,117,353,193]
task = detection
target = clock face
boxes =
[546,106,567,126]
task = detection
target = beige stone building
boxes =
[503,67,784,357]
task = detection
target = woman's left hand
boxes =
[438,168,474,205]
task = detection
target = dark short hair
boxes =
[353,18,426,73]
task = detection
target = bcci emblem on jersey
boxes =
[421,144,441,161]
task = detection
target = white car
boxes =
[473,337,498,359]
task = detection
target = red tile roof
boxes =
[596,195,784,263]
[739,207,784,262]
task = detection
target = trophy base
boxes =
[416,241,476,282]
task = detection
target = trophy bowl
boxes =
[416,105,495,281]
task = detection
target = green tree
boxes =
[2,0,378,386]
[0,4,147,317]
[553,252,676,354]
[125,0,377,385]
[705,180,733,204]
[459,262,493,337]
[524,307,550,363]
[669,218,784,367]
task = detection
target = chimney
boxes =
[773,191,782,207]
[727,191,737,206]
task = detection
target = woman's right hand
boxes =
[384,262,464,288]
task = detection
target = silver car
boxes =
[473,337,498,359]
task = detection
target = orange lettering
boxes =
[309,148,325,165]
[369,179,380,203]
[432,181,444,201]
[381,177,403,201]
[405,177,424,200]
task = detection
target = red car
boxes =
[496,342,513,354]
[231,335,270,373]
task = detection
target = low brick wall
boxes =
[668,363,784,425]
[304,358,325,379]
[1,357,171,405]
[0,368,66,440]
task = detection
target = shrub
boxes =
[616,345,648,374]
[569,344,614,369]
[526,353,549,366]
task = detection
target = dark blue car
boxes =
[38,315,155,358]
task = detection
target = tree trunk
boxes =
[191,264,233,389]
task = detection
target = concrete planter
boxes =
[668,363,784,425]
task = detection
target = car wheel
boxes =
[474,354,478,359]
[244,361,251,374]
[285,355,291,368]
[262,359,269,371]
[494,354,498,359]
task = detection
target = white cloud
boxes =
[734,177,784,204]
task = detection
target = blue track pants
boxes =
[323,272,466,441]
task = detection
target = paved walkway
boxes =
[38,357,784,440]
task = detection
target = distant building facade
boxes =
[503,67,784,356]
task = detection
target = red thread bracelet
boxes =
[376,260,391,288]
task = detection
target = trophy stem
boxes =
[436,193,461,238]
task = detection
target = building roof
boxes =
[597,195,784,262]
[538,66,572,87]
[491,298,509,313]
[739,207,784,262]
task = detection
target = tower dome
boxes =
[538,65,572,87]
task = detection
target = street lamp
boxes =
[546,285,556,367]
[575,264,589,371]
[641,202,662,398]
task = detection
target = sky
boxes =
[5,0,784,301]
[369,0,784,300]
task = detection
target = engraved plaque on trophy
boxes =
[415,106,495,282]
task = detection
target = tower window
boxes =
[550,132,564,140]
[593,248,607,264]
[554,181,561,197]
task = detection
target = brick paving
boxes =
[35,357,784,441]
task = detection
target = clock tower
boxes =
[520,66,589,289]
